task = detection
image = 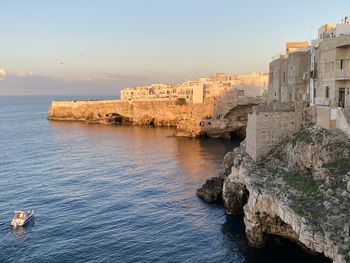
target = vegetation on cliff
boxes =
[198,125,350,262]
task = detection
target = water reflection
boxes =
[175,137,239,181]
[12,220,35,241]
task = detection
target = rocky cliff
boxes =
[203,90,264,138]
[197,125,350,262]
[48,96,262,138]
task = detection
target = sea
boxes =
[0,96,330,263]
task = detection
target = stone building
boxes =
[309,19,350,108]
[120,86,151,100]
[246,18,350,162]
[120,72,268,103]
[246,42,310,161]
[268,42,310,103]
[149,84,176,99]
[308,18,350,134]
[202,72,268,99]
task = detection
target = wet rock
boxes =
[196,177,223,203]
[223,180,249,214]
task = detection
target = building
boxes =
[120,72,269,103]
[246,18,350,162]
[309,18,350,108]
[268,42,310,103]
[120,86,151,100]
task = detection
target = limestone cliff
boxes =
[198,125,350,262]
[48,96,262,138]
[203,90,264,138]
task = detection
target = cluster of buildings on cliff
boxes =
[120,72,268,103]
[246,17,350,161]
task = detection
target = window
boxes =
[283,72,286,82]
[347,88,349,95]
[341,59,344,70]
[313,88,316,98]
[325,86,330,98]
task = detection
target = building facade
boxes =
[310,19,350,108]
[120,72,268,103]
[268,42,310,103]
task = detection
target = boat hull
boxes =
[11,213,34,227]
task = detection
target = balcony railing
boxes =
[335,69,350,80]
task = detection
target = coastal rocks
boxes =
[176,118,206,137]
[222,179,248,214]
[196,177,223,203]
[201,125,350,262]
[48,95,264,139]
[281,125,350,177]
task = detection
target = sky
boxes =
[0,0,349,96]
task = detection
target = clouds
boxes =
[16,71,35,78]
[81,73,148,83]
[0,68,35,80]
[0,69,7,80]
[0,69,152,96]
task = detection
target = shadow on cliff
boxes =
[200,89,264,140]
[220,214,332,263]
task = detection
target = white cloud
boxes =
[16,72,35,78]
[81,73,148,83]
[0,68,7,80]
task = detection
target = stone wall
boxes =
[317,106,350,137]
[246,109,303,161]
[316,106,337,129]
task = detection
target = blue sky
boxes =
[0,0,349,95]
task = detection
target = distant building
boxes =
[120,72,269,103]
[149,84,176,99]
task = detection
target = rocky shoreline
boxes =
[48,95,263,139]
[197,125,350,263]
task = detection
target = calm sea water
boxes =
[0,96,330,263]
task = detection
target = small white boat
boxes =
[11,210,34,228]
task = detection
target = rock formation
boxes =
[197,125,350,263]
[203,90,264,138]
[196,177,223,203]
[48,95,263,139]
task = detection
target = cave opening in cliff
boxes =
[260,234,332,263]
[107,113,124,124]
[229,131,243,141]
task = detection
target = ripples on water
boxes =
[0,96,330,263]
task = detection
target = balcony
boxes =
[335,69,350,80]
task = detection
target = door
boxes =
[339,88,345,107]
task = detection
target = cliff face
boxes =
[48,99,214,137]
[198,125,350,263]
[48,97,262,138]
[203,90,264,138]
